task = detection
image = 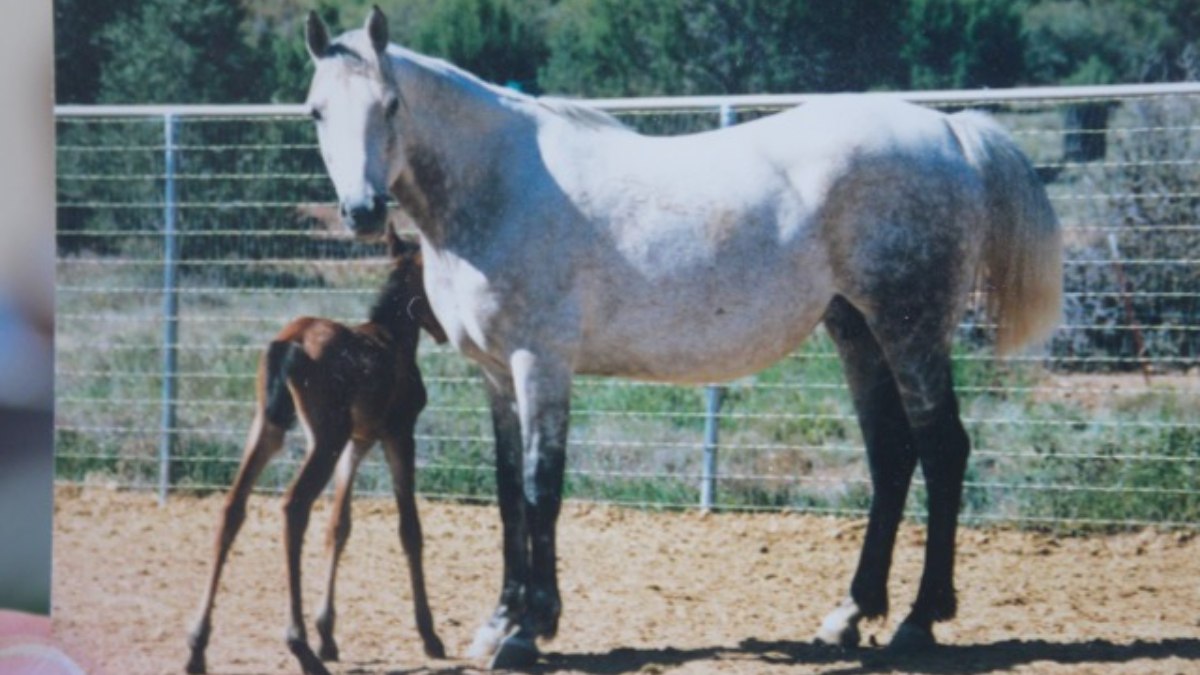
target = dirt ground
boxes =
[53,486,1200,674]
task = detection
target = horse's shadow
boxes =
[385,636,1200,674]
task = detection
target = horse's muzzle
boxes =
[340,196,388,236]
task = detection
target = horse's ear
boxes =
[305,11,331,61]
[366,5,389,55]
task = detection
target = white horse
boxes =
[301,8,1061,670]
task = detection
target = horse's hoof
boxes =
[815,598,862,648]
[488,633,539,670]
[184,651,206,675]
[467,617,511,660]
[887,622,936,653]
[815,622,860,649]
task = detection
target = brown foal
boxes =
[186,232,448,675]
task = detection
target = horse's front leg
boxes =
[467,369,529,661]
[513,350,569,642]
[471,352,571,669]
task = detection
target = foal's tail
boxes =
[261,340,304,429]
[949,111,1063,355]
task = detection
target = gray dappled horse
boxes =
[302,7,1062,670]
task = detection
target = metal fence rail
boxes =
[55,84,1200,527]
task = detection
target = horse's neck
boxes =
[388,50,534,248]
[390,49,526,145]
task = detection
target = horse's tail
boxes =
[949,110,1063,355]
[261,340,303,429]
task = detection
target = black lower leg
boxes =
[825,297,919,619]
[905,401,970,630]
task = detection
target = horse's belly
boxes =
[576,276,833,383]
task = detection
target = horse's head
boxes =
[305,7,403,237]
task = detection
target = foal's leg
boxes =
[380,421,446,658]
[282,417,350,675]
[816,297,918,648]
[186,413,285,674]
[314,439,371,662]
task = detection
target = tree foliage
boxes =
[53,0,1200,103]
[412,0,548,91]
[96,0,267,104]
[540,0,906,97]
[902,0,1024,89]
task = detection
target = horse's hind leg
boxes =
[816,297,919,648]
[890,360,969,649]
[186,413,285,674]
[314,439,371,662]
[381,419,446,658]
[852,300,970,650]
[282,420,349,675]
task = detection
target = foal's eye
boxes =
[385,98,400,119]
[310,107,323,122]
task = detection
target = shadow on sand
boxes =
[383,636,1200,674]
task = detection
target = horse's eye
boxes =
[310,107,323,122]
[385,98,400,119]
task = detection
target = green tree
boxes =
[902,0,1025,89]
[1020,0,1187,85]
[412,0,549,91]
[97,0,267,103]
[540,0,685,97]
[54,0,136,104]
[540,0,905,98]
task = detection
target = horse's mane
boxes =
[536,96,627,131]
[384,42,628,132]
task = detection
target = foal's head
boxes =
[371,229,447,344]
[305,7,403,236]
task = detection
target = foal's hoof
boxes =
[488,633,540,670]
[317,638,339,662]
[423,634,447,660]
[184,651,206,675]
[288,639,333,675]
[887,622,937,653]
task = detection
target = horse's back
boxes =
[458,95,998,383]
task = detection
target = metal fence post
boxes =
[158,113,180,506]
[699,102,737,512]
[700,385,724,511]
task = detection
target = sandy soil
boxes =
[53,486,1200,674]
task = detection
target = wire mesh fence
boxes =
[55,85,1200,528]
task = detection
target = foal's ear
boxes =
[305,11,331,61]
[366,6,389,55]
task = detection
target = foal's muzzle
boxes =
[340,195,388,236]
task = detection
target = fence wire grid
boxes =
[55,85,1200,528]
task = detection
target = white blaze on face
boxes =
[306,58,394,220]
